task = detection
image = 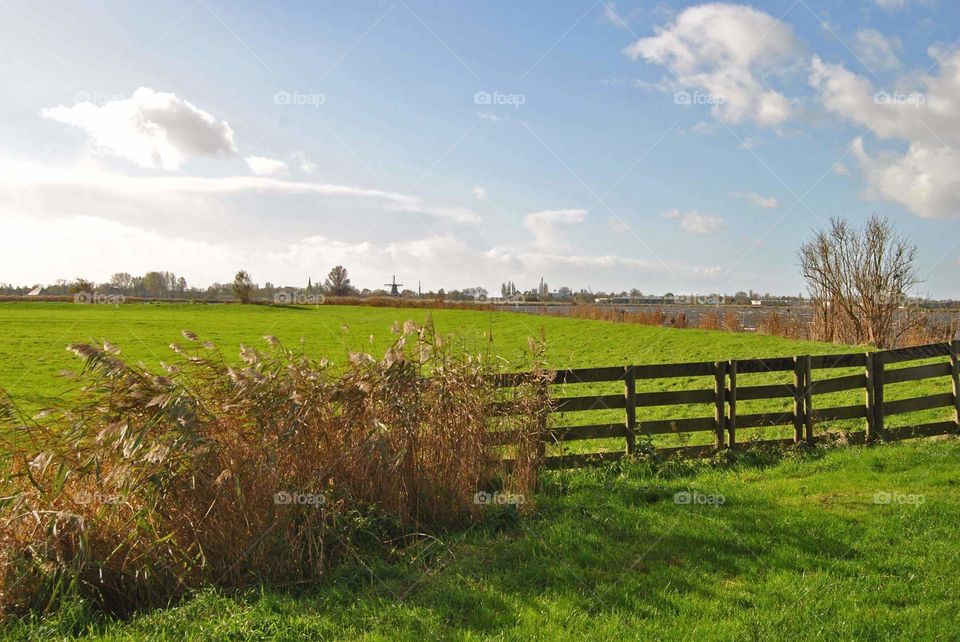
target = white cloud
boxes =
[0,161,481,224]
[40,87,237,170]
[731,191,779,208]
[624,3,800,126]
[833,162,851,176]
[523,208,587,249]
[472,186,488,200]
[663,208,725,234]
[809,51,960,218]
[853,29,901,71]
[245,155,289,176]
[290,151,316,174]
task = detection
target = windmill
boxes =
[384,275,403,296]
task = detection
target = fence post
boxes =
[803,356,814,445]
[727,360,737,449]
[950,341,960,432]
[714,361,727,450]
[868,352,885,443]
[864,352,875,442]
[624,365,636,454]
[792,356,805,444]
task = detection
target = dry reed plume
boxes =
[0,319,549,617]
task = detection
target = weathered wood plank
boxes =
[727,360,737,447]
[951,341,960,429]
[734,412,795,429]
[543,451,626,470]
[633,361,716,379]
[624,365,636,454]
[552,366,628,385]
[885,421,957,441]
[882,393,955,415]
[714,361,726,448]
[865,353,876,442]
[639,416,717,434]
[809,373,867,395]
[635,388,715,406]
[733,357,797,374]
[793,356,805,443]
[731,383,796,401]
[544,423,629,442]
[812,404,867,422]
[554,394,627,413]
[879,342,951,364]
[809,353,868,369]
[883,362,952,385]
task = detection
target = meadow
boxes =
[1,302,953,450]
[6,439,960,641]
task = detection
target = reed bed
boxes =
[0,319,548,617]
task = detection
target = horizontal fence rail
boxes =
[493,341,960,470]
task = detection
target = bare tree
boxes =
[232,270,255,304]
[324,265,352,296]
[797,215,922,348]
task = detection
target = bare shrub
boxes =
[0,320,549,616]
[798,215,923,347]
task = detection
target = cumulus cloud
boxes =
[290,151,316,174]
[853,29,901,71]
[624,3,800,126]
[523,208,587,249]
[809,51,960,218]
[731,191,779,208]
[40,87,237,170]
[663,208,725,234]
[472,186,488,200]
[245,155,288,176]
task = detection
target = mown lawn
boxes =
[7,438,960,641]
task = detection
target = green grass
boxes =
[1,302,953,450]
[7,438,960,641]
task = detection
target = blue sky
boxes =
[2,0,960,296]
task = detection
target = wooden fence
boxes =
[492,340,960,470]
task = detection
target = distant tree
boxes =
[176,276,187,293]
[110,272,133,291]
[70,277,94,294]
[142,271,168,298]
[232,270,255,304]
[324,265,352,296]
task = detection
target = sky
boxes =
[2,0,960,297]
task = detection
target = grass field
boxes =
[6,438,960,641]
[1,302,953,450]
